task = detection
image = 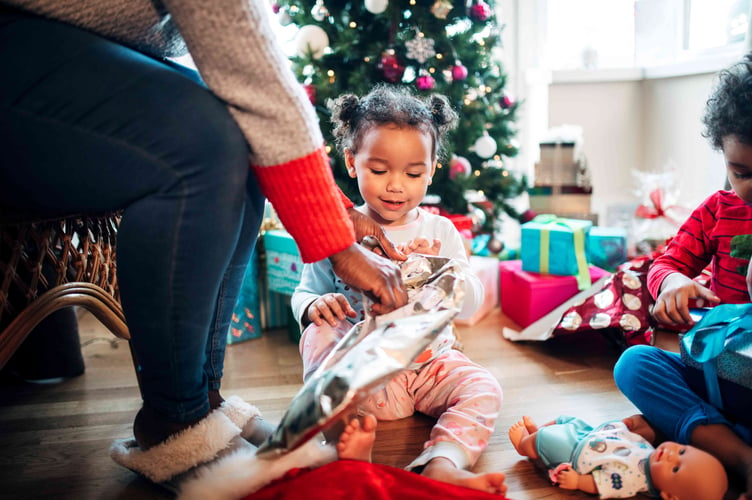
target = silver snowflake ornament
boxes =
[405,33,436,64]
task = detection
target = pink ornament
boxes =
[416,74,435,90]
[451,64,468,81]
[500,94,514,109]
[272,2,280,13]
[448,155,471,179]
[378,51,405,83]
[469,1,491,21]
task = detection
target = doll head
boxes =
[648,441,727,500]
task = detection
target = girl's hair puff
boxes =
[328,84,458,161]
[702,53,752,150]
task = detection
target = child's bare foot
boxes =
[336,414,377,462]
[422,457,507,495]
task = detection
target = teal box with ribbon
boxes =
[680,304,752,408]
[520,214,592,290]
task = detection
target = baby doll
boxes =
[509,415,727,499]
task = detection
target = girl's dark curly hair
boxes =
[327,84,458,161]
[702,53,752,150]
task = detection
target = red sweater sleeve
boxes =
[647,190,752,303]
[251,146,354,263]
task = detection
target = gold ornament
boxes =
[430,0,453,19]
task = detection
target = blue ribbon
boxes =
[681,303,752,408]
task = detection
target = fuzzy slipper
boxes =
[111,396,259,485]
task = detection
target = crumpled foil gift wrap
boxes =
[256,254,465,458]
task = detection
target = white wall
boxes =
[546,72,726,223]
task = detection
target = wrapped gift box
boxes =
[444,214,473,233]
[680,306,752,394]
[500,260,609,328]
[586,226,628,271]
[521,216,592,279]
[455,256,500,326]
[264,229,304,295]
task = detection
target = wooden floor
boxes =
[0,307,679,500]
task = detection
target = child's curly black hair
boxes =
[702,53,752,150]
[327,84,458,161]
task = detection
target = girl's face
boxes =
[723,134,752,203]
[346,124,435,226]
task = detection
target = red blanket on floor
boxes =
[244,460,511,500]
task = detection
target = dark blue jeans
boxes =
[0,10,264,423]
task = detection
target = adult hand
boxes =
[347,207,406,261]
[329,243,408,314]
[652,272,720,325]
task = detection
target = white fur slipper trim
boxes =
[111,409,241,483]
[178,435,338,500]
[217,395,261,429]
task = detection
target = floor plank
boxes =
[0,307,679,500]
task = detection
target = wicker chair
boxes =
[0,211,139,387]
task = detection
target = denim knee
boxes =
[613,344,654,398]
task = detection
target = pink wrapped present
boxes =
[500,260,609,328]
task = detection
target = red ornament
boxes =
[469,1,491,21]
[500,94,514,109]
[451,64,468,81]
[519,209,537,224]
[302,83,316,105]
[416,74,435,90]
[378,51,405,83]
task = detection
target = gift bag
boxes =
[550,255,656,350]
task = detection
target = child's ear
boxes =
[428,161,437,184]
[344,149,357,178]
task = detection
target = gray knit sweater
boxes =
[3,0,323,168]
[2,0,355,262]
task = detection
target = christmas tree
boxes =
[273,0,527,232]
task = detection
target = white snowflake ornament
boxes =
[405,32,436,64]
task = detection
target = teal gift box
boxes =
[264,229,304,295]
[680,304,752,408]
[586,226,627,271]
[521,215,592,290]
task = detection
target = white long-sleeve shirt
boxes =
[292,208,484,327]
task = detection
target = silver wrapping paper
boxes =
[256,254,465,457]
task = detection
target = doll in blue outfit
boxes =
[509,415,727,499]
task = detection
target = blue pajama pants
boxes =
[614,344,752,445]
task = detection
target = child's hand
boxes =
[306,293,357,327]
[653,272,720,325]
[398,238,441,256]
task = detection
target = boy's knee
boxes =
[614,344,655,393]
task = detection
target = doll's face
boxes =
[723,134,752,204]
[649,442,727,500]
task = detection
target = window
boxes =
[686,0,750,51]
[544,0,751,71]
